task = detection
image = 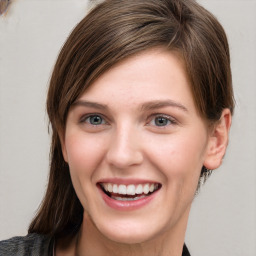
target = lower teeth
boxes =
[112,195,146,201]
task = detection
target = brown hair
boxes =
[29,0,234,238]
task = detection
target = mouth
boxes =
[98,182,162,201]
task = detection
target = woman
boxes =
[0,0,234,255]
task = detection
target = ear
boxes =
[203,109,232,170]
[59,132,69,163]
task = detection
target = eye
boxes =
[148,114,176,127]
[153,116,170,126]
[82,114,107,125]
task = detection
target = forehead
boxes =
[77,49,195,111]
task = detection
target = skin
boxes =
[58,49,231,256]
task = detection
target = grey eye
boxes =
[86,115,105,125]
[154,117,170,126]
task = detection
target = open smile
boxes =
[97,181,162,210]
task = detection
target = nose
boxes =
[106,124,143,169]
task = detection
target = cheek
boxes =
[64,133,108,209]
[144,131,207,186]
[65,133,106,175]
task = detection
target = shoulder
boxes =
[0,233,53,256]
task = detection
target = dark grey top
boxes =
[0,233,191,255]
[0,233,53,256]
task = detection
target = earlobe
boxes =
[204,109,232,170]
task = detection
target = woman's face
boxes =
[62,49,213,244]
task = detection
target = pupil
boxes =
[91,116,102,125]
[156,117,167,126]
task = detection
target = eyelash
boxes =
[79,113,177,128]
[147,113,177,127]
[79,114,108,126]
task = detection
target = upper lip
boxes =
[97,178,160,185]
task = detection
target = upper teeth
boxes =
[101,183,159,195]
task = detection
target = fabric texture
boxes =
[0,233,191,255]
[0,233,53,256]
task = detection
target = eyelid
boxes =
[79,113,109,125]
[147,113,178,126]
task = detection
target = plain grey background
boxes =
[0,1,255,255]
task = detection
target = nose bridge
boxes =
[106,121,143,168]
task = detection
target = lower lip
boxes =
[98,186,159,211]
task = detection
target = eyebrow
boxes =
[72,99,188,112]
[72,100,109,110]
[141,100,188,112]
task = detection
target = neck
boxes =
[75,210,189,256]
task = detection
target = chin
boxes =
[104,230,154,245]
[95,218,166,245]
